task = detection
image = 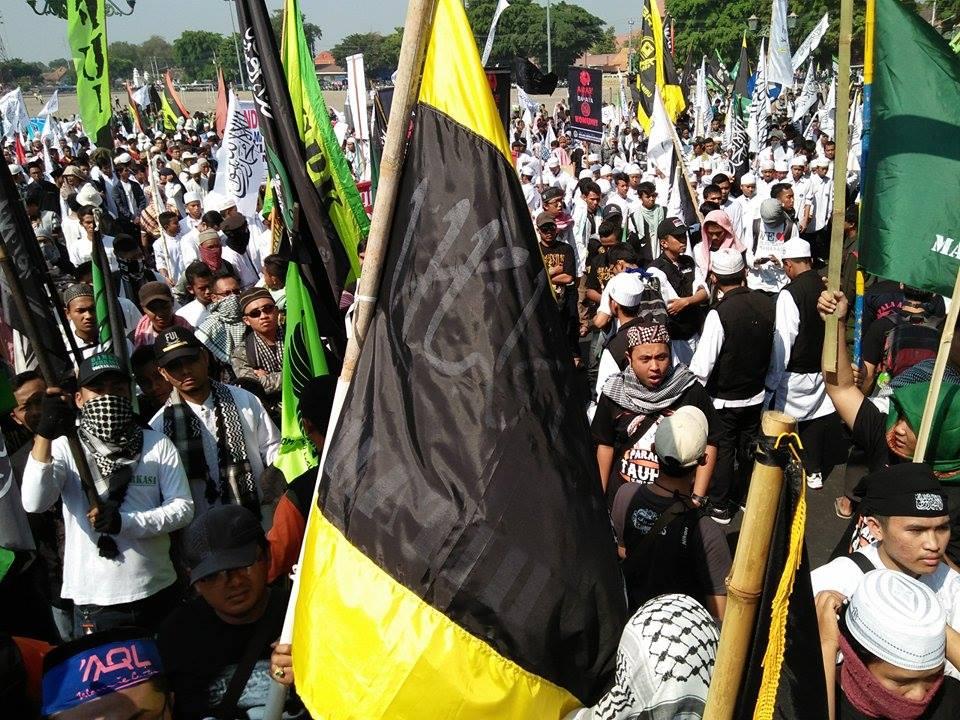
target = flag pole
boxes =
[913,266,960,462]
[821,0,854,373]
[263,1,438,716]
[704,410,797,720]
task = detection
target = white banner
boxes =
[0,88,29,139]
[748,39,770,155]
[792,13,829,71]
[647,87,675,202]
[767,0,794,87]
[481,0,511,66]
[345,54,370,141]
[38,90,59,118]
[793,61,818,122]
[213,91,267,219]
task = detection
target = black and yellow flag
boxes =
[291,0,627,715]
[635,0,685,132]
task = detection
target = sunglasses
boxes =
[245,303,277,319]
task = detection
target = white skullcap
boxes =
[547,156,560,168]
[183,191,201,204]
[217,195,237,211]
[811,157,830,169]
[774,161,788,172]
[189,162,201,174]
[114,152,132,165]
[759,159,775,171]
[847,570,946,672]
[600,164,613,176]
[607,272,645,308]
[182,151,196,160]
[780,238,811,260]
[740,172,757,185]
[75,184,102,207]
[597,178,611,195]
[625,163,642,175]
[587,152,600,163]
[710,248,745,275]
[790,156,807,167]
[578,169,593,180]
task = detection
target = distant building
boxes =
[314,50,346,87]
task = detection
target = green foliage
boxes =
[330,29,404,77]
[465,0,607,74]
[269,8,323,56]
[217,34,244,84]
[139,36,175,70]
[667,0,921,68]
[107,41,141,83]
[590,26,619,54]
[173,30,225,82]
[0,58,49,86]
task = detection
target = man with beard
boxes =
[220,214,263,288]
[591,320,719,509]
[21,353,194,635]
[150,328,279,521]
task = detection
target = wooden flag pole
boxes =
[264,2,438,717]
[913,266,960,462]
[704,410,796,720]
[821,0,854,373]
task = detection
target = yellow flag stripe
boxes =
[419,0,511,162]
[292,510,581,719]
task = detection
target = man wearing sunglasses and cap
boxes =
[232,287,283,422]
[21,353,194,636]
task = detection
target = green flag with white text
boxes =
[281,0,367,284]
[859,0,960,296]
[275,261,329,482]
[67,0,112,148]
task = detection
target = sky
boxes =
[1,0,638,64]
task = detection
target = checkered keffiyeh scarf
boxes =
[567,594,718,720]
[162,382,259,518]
[195,294,246,363]
[602,363,698,415]
[252,333,283,373]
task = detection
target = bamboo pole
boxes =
[821,0,854,373]
[703,410,797,720]
[913,266,960,461]
[263,1,438,716]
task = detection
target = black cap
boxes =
[657,217,688,239]
[182,504,264,584]
[77,353,125,388]
[153,326,204,367]
[861,463,948,518]
[601,203,623,220]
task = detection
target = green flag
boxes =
[159,92,179,132]
[275,261,329,481]
[859,0,960,297]
[281,0,368,283]
[67,0,111,147]
[91,238,112,346]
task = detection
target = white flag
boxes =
[133,85,152,110]
[695,58,711,138]
[0,88,29,139]
[792,13,829,71]
[819,73,836,137]
[346,54,370,142]
[38,90,59,118]
[213,90,267,219]
[481,0,511,66]
[767,0,794,88]
[793,61,817,122]
[133,68,141,87]
[647,87,675,202]
[748,39,770,155]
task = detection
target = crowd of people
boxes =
[0,64,957,720]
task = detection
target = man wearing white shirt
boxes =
[176,262,215,328]
[789,157,812,231]
[219,214,262,288]
[22,353,193,634]
[690,250,775,523]
[179,191,203,235]
[734,173,762,240]
[151,327,280,521]
[805,157,834,263]
[745,198,800,294]
[155,211,187,286]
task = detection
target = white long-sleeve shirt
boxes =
[149,384,280,517]
[764,290,835,422]
[21,430,194,606]
[154,230,187,284]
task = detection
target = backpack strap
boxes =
[848,551,876,575]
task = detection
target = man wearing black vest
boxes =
[690,249,775,523]
[650,218,709,366]
[765,238,847,490]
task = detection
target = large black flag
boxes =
[512,56,558,94]
[0,162,72,379]
[234,0,349,354]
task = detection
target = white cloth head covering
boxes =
[578,169,593,180]
[711,247,746,275]
[811,157,830,169]
[740,172,757,185]
[547,156,560,168]
[625,163,642,176]
[847,570,946,672]
[600,164,613,177]
[7,164,22,176]
[114,152,132,165]
[774,161,788,173]
[565,594,719,720]
[759,159,775,171]
[75,184,102,208]
[183,191,201,205]
[188,162,201,174]
[607,272,645,308]
[790,156,807,168]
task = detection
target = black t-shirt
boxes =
[156,588,307,720]
[850,398,896,475]
[611,483,730,608]
[861,316,896,367]
[540,240,575,304]
[584,240,617,297]
[838,675,960,719]
[591,381,719,506]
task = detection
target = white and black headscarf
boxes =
[566,594,719,720]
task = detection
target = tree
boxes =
[216,34,245,84]
[107,41,141,84]
[465,0,607,75]
[0,59,47,87]
[140,36,175,72]
[667,0,921,69]
[173,30,225,82]
[590,25,619,54]
[269,8,323,56]
[330,31,402,77]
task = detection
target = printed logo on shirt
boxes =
[129,474,157,487]
[618,415,663,485]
